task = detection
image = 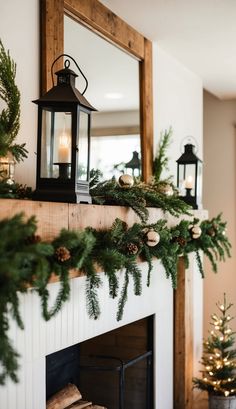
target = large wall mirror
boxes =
[40,0,153,181]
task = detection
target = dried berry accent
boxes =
[175,236,187,247]
[55,246,71,262]
[25,234,41,245]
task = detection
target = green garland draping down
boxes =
[0,212,231,385]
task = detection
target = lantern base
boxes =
[34,180,92,204]
[179,195,198,209]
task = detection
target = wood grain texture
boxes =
[174,257,193,409]
[0,199,68,240]
[68,203,140,230]
[64,0,144,59]
[140,39,153,183]
[40,0,64,93]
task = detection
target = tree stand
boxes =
[209,395,236,409]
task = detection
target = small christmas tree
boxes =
[193,295,236,397]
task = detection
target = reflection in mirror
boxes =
[64,15,140,180]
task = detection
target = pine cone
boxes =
[25,234,41,244]
[207,227,216,237]
[55,246,71,262]
[176,236,187,247]
[139,197,147,207]
[126,243,139,255]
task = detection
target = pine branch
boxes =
[153,127,173,182]
[0,40,27,162]
[117,270,129,321]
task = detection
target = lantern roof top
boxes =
[176,144,202,164]
[33,67,96,112]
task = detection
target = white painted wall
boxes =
[153,44,203,182]
[203,91,236,333]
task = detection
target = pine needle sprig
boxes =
[117,270,129,321]
[0,40,27,162]
[85,260,101,320]
[153,127,173,182]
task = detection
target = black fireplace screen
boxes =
[46,316,154,409]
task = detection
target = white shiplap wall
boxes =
[0,260,174,409]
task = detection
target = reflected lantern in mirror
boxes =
[125,151,141,176]
[33,56,96,203]
[176,144,202,209]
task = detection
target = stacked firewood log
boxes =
[46,384,107,409]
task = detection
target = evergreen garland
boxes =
[0,211,231,385]
[0,179,32,198]
[90,171,191,223]
[0,40,27,162]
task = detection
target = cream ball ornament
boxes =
[189,225,202,239]
[146,229,160,247]
[157,183,174,196]
[118,174,134,188]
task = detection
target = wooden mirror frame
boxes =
[40,0,153,181]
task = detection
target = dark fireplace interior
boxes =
[46,315,154,408]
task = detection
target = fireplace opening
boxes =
[46,315,154,408]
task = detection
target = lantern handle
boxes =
[51,54,88,95]
[180,136,199,154]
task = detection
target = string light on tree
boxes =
[193,294,236,402]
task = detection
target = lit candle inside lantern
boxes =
[185,175,193,189]
[58,133,70,163]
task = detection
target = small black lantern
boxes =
[176,144,202,209]
[125,151,141,176]
[33,54,96,203]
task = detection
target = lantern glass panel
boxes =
[40,109,52,178]
[77,110,89,181]
[178,164,196,196]
[184,164,196,195]
[41,110,72,179]
[197,161,203,204]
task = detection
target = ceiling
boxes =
[101,0,236,100]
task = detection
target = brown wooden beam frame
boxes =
[174,257,194,409]
[40,0,153,182]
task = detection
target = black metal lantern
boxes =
[176,144,202,209]
[33,54,96,203]
[125,151,141,176]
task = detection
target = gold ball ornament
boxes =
[190,225,202,239]
[146,229,160,247]
[157,183,174,196]
[118,174,134,188]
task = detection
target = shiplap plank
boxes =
[16,293,26,408]
[45,284,57,354]
[61,288,69,348]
